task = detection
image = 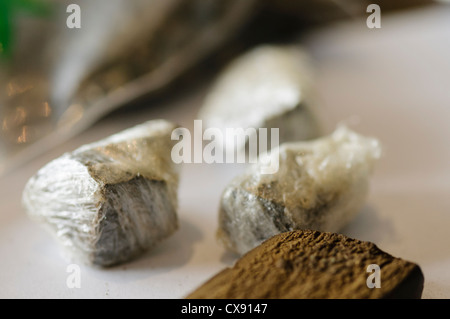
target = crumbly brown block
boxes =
[187,230,424,299]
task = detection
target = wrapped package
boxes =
[217,126,382,255]
[198,45,321,155]
[22,120,180,267]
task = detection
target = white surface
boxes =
[1,5,450,298]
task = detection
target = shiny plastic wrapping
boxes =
[198,45,321,153]
[22,120,180,266]
[218,126,382,255]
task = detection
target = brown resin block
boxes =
[187,230,424,299]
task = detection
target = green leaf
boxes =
[0,0,53,60]
[15,0,53,16]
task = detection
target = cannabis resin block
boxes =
[187,230,424,299]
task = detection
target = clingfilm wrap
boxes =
[22,120,180,266]
[218,126,382,255]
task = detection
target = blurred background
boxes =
[0,0,436,177]
[0,0,449,298]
